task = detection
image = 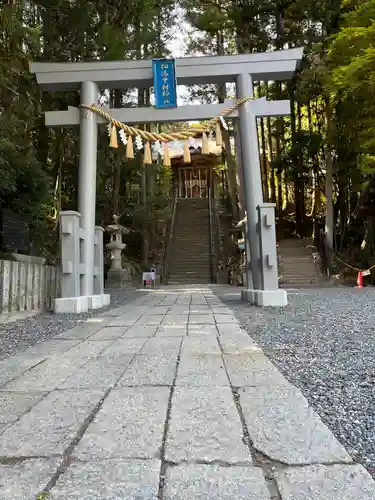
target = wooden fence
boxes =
[0,259,60,314]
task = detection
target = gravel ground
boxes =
[218,287,375,478]
[0,288,142,361]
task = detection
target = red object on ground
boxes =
[357,271,363,288]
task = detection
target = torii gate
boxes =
[30,48,303,312]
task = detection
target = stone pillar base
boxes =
[241,288,288,307]
[106,268,129,289]
[255,289,287,307]
[54,294,110,313]
[54,296,89,314]
[88,294,111,309]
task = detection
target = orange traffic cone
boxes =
[356,271,363,288]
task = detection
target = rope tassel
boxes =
[109,125,118,148]
[126,135,134,159]
[183,140,191,164]
[215,121,223,147]
[163,142,171,167]
[202,132,209,155]
[144,141,152,165]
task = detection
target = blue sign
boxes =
[152,58,177,109]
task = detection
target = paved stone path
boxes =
[1,286,375,499]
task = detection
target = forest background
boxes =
[1,0,374,273]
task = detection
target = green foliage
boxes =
[329,0,375,152]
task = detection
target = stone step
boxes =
[166,199,212,285]
[169,275,212,279]
[169,267,211,272]
[169,266,210,271]
[172,240,210,245]
[168,279,213,284]
[282,270,318,275]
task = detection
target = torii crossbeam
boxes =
[30,48,303,311]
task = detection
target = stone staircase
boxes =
[167,198,212,284]
[278,238,326,288]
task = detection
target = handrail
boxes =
[161,190,178,284]
[208,186,218,283]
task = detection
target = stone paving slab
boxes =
[187,324,218,336]
[0,458,58,500]
[165,386,252,464]
[0,354,46,387]
[163,464,271,500]
[188,314,215,324]
[165,306,189,313]
[141,337,182,356]
[0,389,105,457]
[56,322,107,340]
[0,391,46,424]
[181,336,221,355]
[146,306,170,315]
[50,459,161,499]
[88,326,128,340]
[4,341,112,391]
[76,387,169,459]
[107,318,138,327]
[123,325,158,338]
[176,353,229,387]
[189,305,212,312]
[239,384,352,464]
[214,314,240,324]
[137,315,165,326]
[275,464,375,500]
[60,354,133,389]
[59,340,112,363]
[156,325,187,336]
[162,316,189,326]
[219,334,257,355]
[216,323,249,337]
[23,339,80,358]
[101,338,147,356]
[97,306,133,316]
[118,354,177,386]
[224,353,287,387]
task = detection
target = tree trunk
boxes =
[259,117,269,202]
[324,98,334,272]
[217,31,238,219]
[112,89,123,216]
[294,100,305,235]
[267,117,276,203]
[257,83,269,202]
[135,16,149,267]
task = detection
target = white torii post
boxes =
[79,81,98,298]
[237,76,287,306]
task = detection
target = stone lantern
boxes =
[106,215,130,288]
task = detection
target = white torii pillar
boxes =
[237,76,287,306]
[233,88,288,306]
[79,81,98,298]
